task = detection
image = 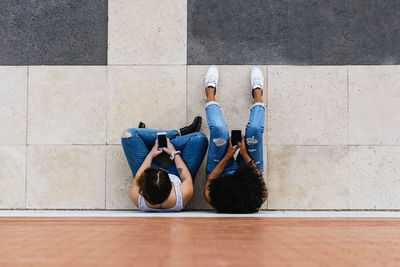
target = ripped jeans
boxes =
[122,128,208,179]
[205,101,265,178]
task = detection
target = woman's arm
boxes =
[130,140,162,207]
[204,138,238,205]
[162,138,193,206]
[174,154,193,206]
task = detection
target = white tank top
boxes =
[138,174,183,212]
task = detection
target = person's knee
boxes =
[245,125,263,147]
[121,129,132,138]
[188,132,209,149]
[194,132,209,147]
[246,124,263,137]
[192,132,207,140]
[210,121,228,137]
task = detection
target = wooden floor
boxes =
[1,217,400,266]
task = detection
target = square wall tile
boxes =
[0,67,27,145]
[349,66,400,145]
[107,66,186,144]
[268,66,347,145]
[28,66,107,145]
[108,0,187,64]
[27,145,105,209]
[106,145,137,210]
[349,146,400,209]
[267,146,349,209]
[187,65,267,136]
[0,146,26,208]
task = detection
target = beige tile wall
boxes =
[28,66,107,145]
[1,2,399,210]
[107,66,186,144]
[1,65,400,210]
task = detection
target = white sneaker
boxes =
[250,66,264,102]
[205,65,219,96]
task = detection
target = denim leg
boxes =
[169,132,208,179]
[125,128,179,147]
[239,103,265,173]
[205,102,233,178]
[121,128,180,177]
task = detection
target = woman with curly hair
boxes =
[203,66,268,213]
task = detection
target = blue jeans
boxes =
[121,128,208,179]
[205,102,265,178]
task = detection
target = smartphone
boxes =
[157,132,167,148]
[231,130,242,146]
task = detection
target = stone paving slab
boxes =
[26,145,106,209]
[0,146,26,209]
[108,0,187,65]
[188,0,400,65]
[0,0,107,65]
[28,66,107,145]
[0,67,27,145]
[349,66,400,145]
[349,146,400,209]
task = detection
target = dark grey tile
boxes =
[188,0,400,65]
[0,0,107,65]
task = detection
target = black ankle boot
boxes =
[138,122,146,128]
[180,116,202,136]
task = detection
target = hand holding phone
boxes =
[231,130,242,146]
[157,132,167,148]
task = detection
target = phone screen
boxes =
[157,133,167,148]
[231,130,242,146]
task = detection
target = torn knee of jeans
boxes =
[248,149,256,153]
[213,138,226,146]
[246,137,258,145]
[213,159,220,163]
[121,130,132,138]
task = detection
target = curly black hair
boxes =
[208,164,267,213]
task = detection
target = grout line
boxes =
[265,65,269,210]
[347,66,350,209]
[104,66,108,209]
[185,64,188,124]
[1,208,400,212]
[25,144,109,146]
[107,64,187,67]
[185,0,188,66]
[25,67,29,208]
[1,210,400,218]
[105,66,108,145]
[347,145,350,209]
[19,144,400,147]
[104,146,107,209]
[267,144,400,147]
